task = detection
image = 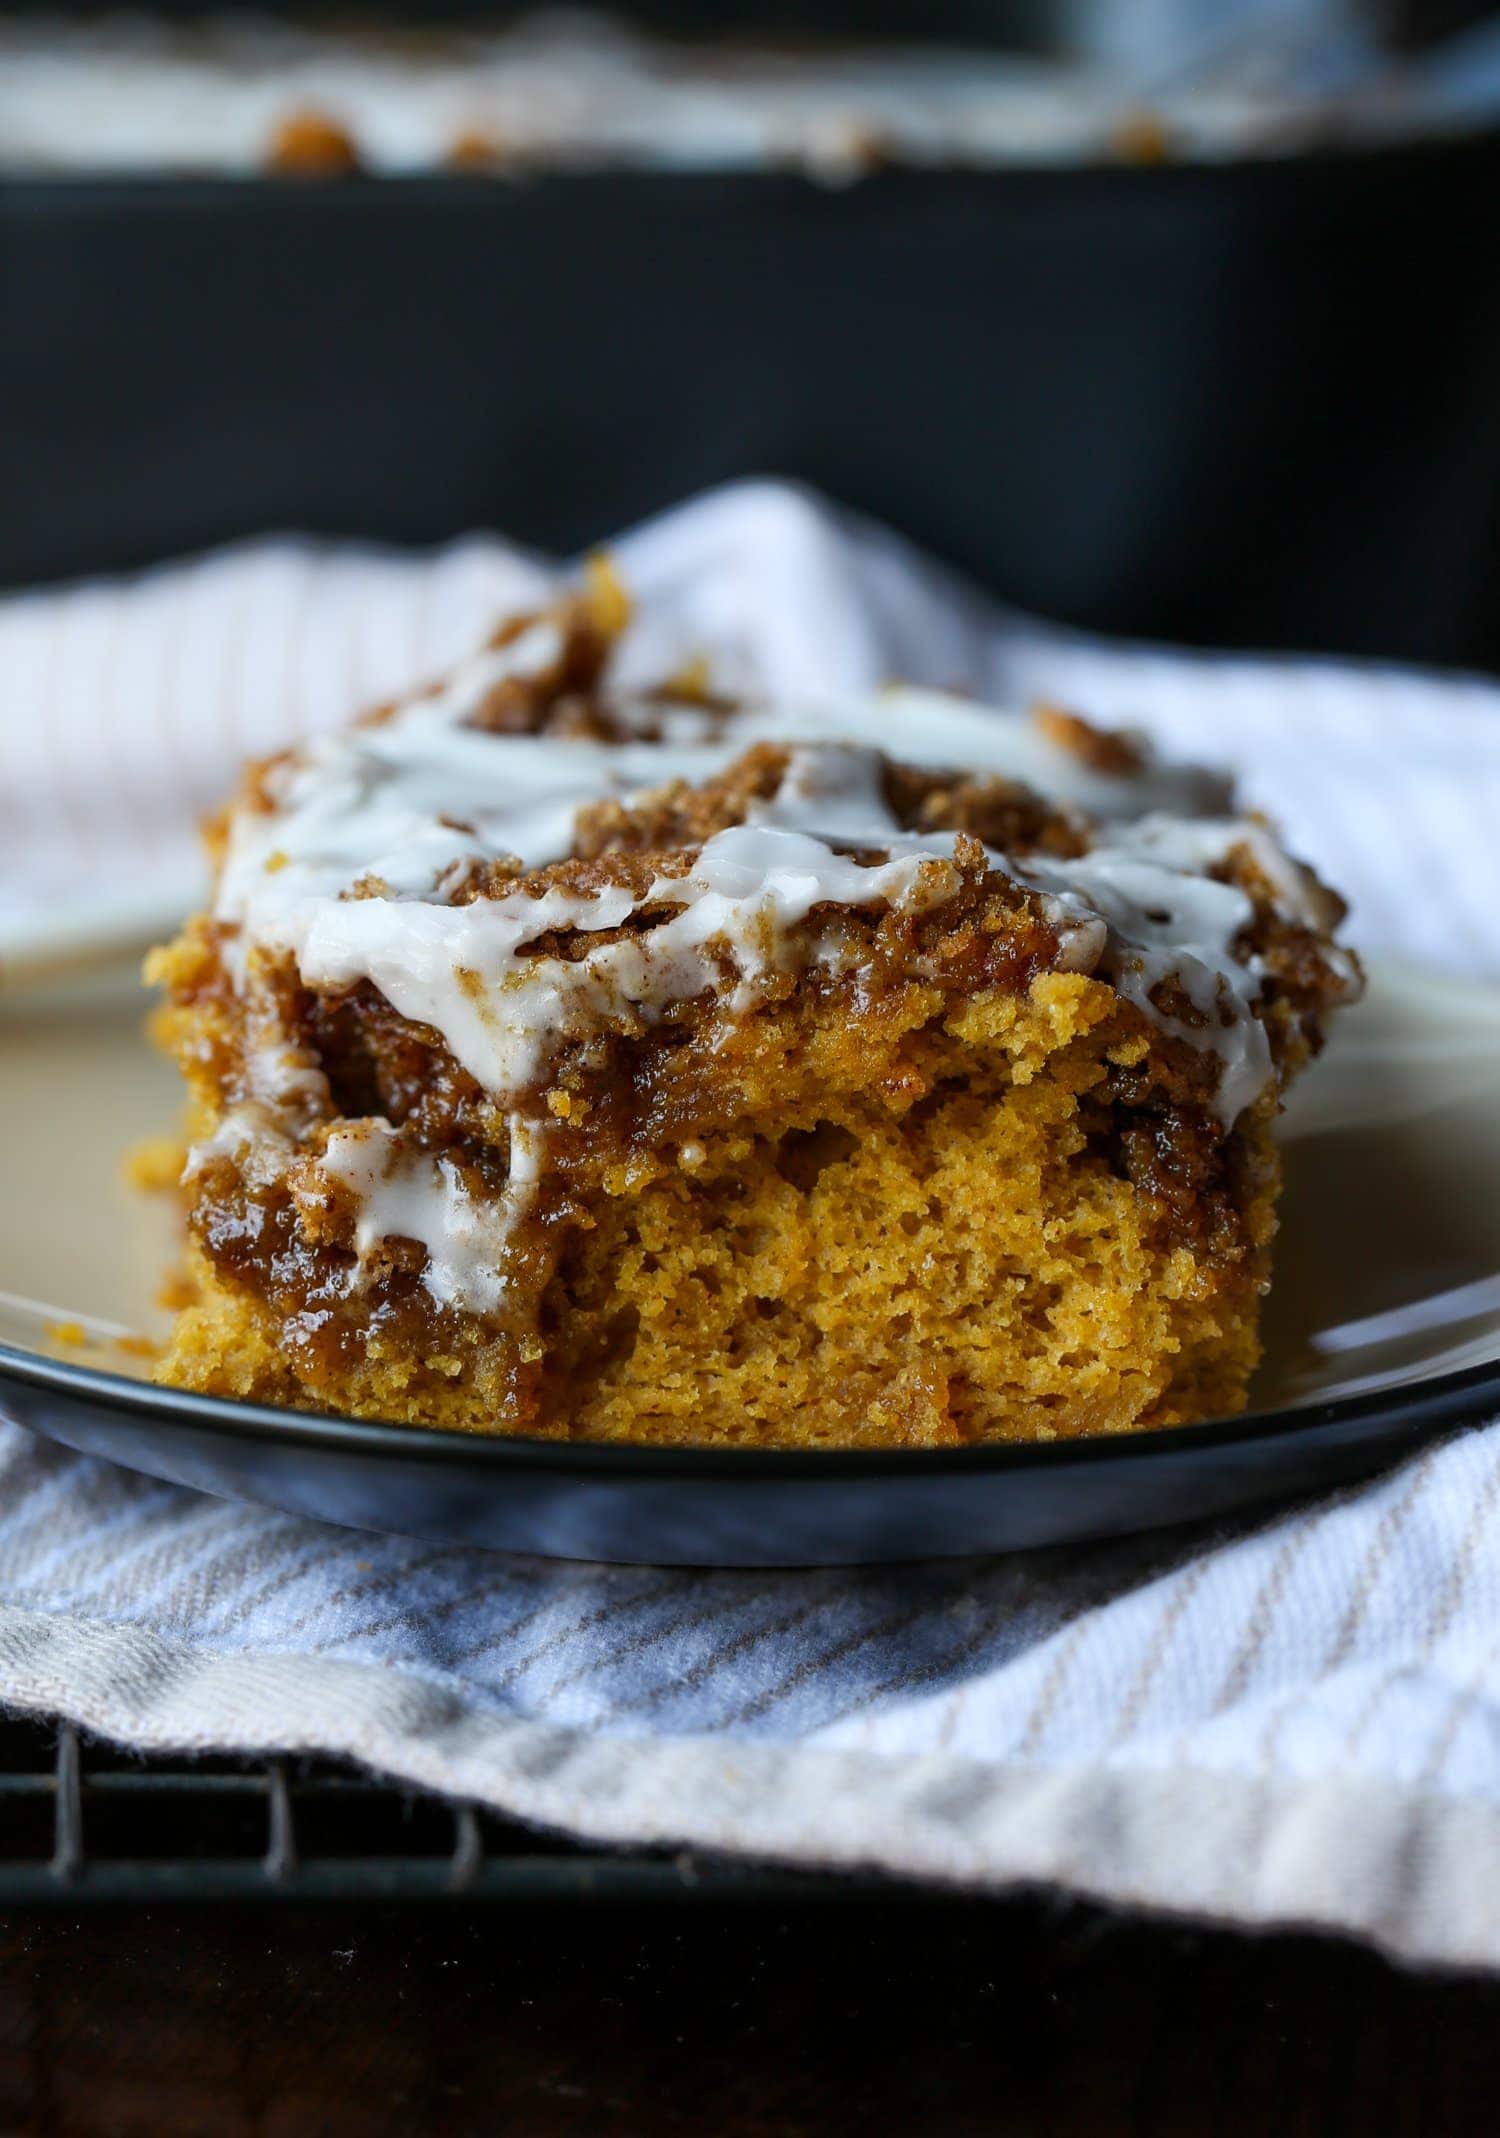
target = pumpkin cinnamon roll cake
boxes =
[146,574,1360,1448]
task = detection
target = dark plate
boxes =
[3,1338,1500,1568]
[1,960,1498,1565]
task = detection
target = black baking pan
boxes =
[6,126,1500,667]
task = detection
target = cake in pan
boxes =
[147,573,1359,1447]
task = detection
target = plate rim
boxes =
[2,1334,1497,1483]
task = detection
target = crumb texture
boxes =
[156,970,1276,1447]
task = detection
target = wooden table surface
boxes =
[1,1894,1496,2136]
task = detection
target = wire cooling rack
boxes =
[0,1712,875,1906]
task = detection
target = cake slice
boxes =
[147,576,1360,1448]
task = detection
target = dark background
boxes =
[9,137,1500,668]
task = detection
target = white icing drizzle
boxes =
[873,688,1229,822]
[184,1100,295,1190]
[194,623,1342,1315]
[319,1116,545,1316]
[216,639,1227,947]
[1017,835,1272,1127]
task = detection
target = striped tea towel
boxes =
[4,479,1500,1967]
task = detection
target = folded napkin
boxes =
[4,480,1500,1968]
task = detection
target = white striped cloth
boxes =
[4,480,1500,1966]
